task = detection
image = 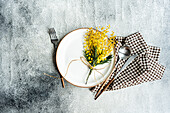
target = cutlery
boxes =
[49,28,65,88]
[95,45,131,99]
[114,54,137,79]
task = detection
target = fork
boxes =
[48,28,65,88]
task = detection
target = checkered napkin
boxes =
[91,32,166,93]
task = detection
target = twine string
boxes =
[44,56,110,81]
[65,56,110,77]
[44,73,61,79]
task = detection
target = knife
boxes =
[94,54,137,100]
[114,54,137,79]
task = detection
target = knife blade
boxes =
[114,54,137,79]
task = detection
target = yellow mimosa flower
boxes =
[83,25,116,84]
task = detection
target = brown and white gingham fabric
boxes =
[91,32,166,93]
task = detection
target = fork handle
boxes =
[61,77,65,88]
[54,45,65,88]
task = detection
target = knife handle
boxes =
[95,78,115,100]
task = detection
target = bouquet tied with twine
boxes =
[82,25,117,84]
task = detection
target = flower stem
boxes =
[85,69,93,84]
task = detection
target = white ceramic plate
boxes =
[56,28,114,88]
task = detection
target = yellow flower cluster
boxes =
[84,25,116,65]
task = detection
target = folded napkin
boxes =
[91,32,166,93]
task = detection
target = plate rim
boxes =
[56,28,114,88]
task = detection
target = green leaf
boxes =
[94,46,98,59]
[83,50,88,61]
[96,55,113,66]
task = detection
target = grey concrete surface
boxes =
[0,0,170,113]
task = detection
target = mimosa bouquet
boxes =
[83,25,117,84]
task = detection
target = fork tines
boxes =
[49,28,58,41]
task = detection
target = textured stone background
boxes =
[0,0,170,113]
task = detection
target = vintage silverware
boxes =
[95,45,131,100]
[49,28,65,88]
[114,54,137,80]
[49,28,59,47]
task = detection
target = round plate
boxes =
[56,28,114,88]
